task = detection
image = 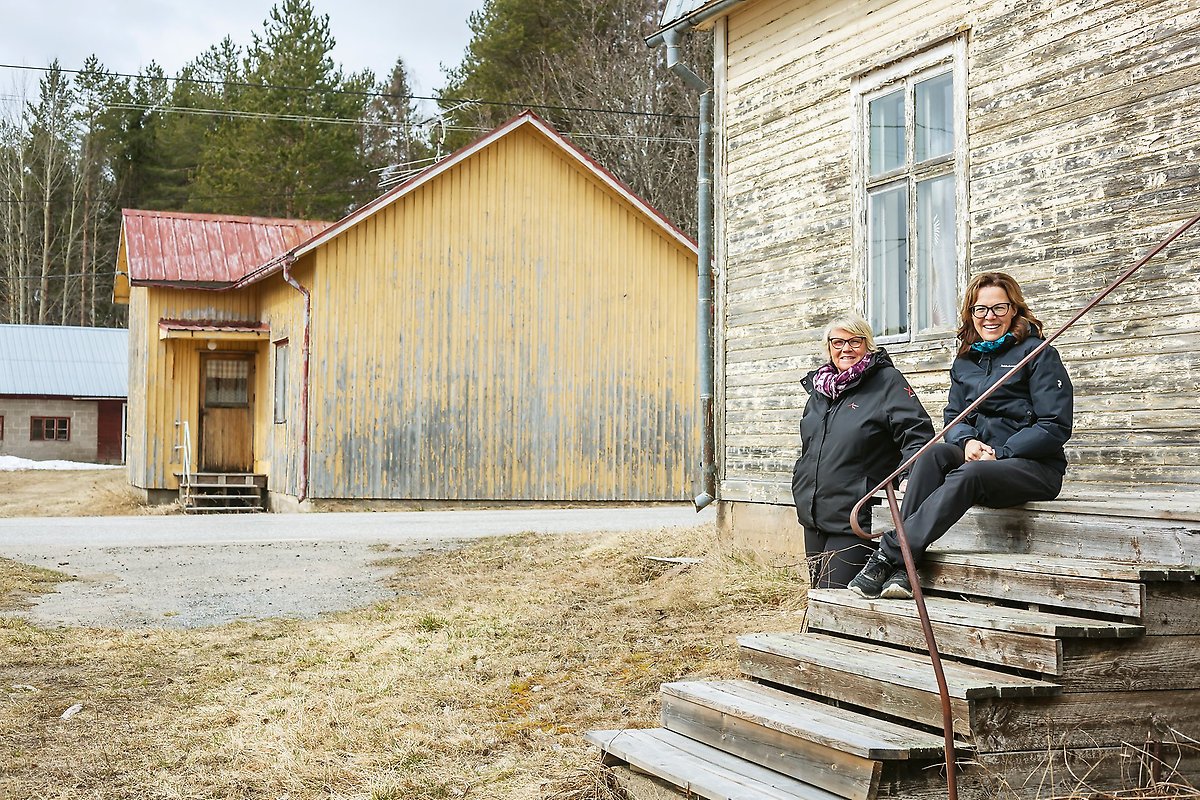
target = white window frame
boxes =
[851,36,968,346]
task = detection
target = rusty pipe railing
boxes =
[849,209,1200,800]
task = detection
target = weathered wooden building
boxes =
[115,112,699,508]
[587,1,1200,798]
[0,324,128,464]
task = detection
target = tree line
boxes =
[0,0,708,328]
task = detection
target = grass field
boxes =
[0,523,804,799]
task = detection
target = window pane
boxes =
[915,72,954,162]
[868,89,905,176]
[205,359,250,407]
[274,344,288,423]
[916,175,958,332]
[868,185,909,337]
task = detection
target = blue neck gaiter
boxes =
[970,332,1016,354]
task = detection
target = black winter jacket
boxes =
[791,349,934,536]
[942,335,1073,472]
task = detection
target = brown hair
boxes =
[956,272,1045,357]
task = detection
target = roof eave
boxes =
[646,0,751,45]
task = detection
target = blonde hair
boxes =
[822,314,878,355]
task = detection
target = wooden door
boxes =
[199,354,254,472]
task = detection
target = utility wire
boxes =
[0,62,699,121]
[101,101,695,143]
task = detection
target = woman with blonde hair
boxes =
[849,272,1074,599]
[791,314,933,589]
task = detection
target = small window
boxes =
[273,340,289,423]
[854,38,966,343]
[204,358,250,408]
[0,415,4,440]
[31,416,70,441]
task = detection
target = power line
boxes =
[0,62,699,121]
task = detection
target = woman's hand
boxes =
[964,439,996,461]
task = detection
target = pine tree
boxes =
[190,0,374,220]
[362,58,433,190]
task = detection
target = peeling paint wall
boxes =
[716,0,1200,503]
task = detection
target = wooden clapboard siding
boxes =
[715,0,1200,504]
[301,124,698,500]
[125,285,263,492]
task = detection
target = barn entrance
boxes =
[198,353,254,472]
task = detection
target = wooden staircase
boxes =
[178,472,267,513]
[587,498,1200,798]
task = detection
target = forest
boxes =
[0,0,708,329]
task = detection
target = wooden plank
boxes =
[1141,583,1200,635]
[740,632,1060,699]
[925,550,1190,582]
[806,590,1145,639]
[1058,635,1200,692]
[585,728,843,800]
[804,592,1064,674]
[660,693,883,800]
[971,689,1200,753]
[664,679,949,759]
[921,553,1146,618]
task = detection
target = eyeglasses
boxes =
[828,337,866,350]
[969,302,1013,318]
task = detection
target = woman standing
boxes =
[849,272,1074,599]
[792,315,933,589]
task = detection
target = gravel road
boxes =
[0,506,715,629]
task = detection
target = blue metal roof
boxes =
[0,324,128,397]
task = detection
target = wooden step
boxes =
[918,504,1200,565]
[661,680,953,800]
[738,632,1060,738]
[921,552,1156,618]
[586,727,843,800]
[805,589,1144,675]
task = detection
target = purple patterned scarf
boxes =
[813,352,875,400]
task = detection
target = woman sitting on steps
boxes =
[848,271,1074,600]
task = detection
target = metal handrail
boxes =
[849,210,1200,800]
[174,419,193,488]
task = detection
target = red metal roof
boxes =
[121,209,330,285]
[158,319,271,334]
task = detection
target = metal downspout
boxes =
[282,256,311,503]
[662,26,716,512]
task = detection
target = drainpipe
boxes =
[661,26,716,512]
[281,255,311,503]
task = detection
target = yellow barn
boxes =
[114,112,699,509]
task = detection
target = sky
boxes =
[0,0,487,100]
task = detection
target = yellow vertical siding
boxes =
[298,125,698,500]
[129,285,263,490]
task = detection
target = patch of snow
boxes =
[0,455,122,471]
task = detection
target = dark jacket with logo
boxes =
[942,334,1073,472]
[791,349,934,536]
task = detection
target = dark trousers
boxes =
[879,442,1063,566]
[804,528,876,589]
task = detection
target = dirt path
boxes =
[0,498,716,628]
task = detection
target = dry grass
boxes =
[0,558,71,611]
[0,523,803,799]
[0,469,178,517]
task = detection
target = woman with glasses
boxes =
[791,314,934,589]
[849,272,1074,600]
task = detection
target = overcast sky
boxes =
[0,0,487,99]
